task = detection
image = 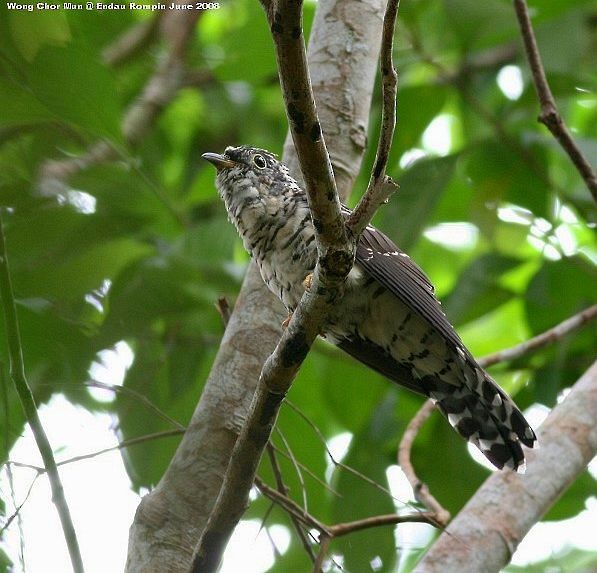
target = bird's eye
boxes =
[253,154,267,169]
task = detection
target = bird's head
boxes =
[203,145,303,229]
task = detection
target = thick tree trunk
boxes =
[414,360,597,573]
[125,0,384,570]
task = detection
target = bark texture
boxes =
[414,360,597,573]
[125,0,384,570]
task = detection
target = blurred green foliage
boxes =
[0,0,596,571]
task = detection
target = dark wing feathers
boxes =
[356,226,471,358]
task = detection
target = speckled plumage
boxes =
[204,145,537,471]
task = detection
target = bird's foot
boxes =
[302,272,314,291]
[282,313,293,328]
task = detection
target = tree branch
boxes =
[260,0,347,257]
[0,213,85,573]
[513,0,597,201]
[398,400,451,526]
[413,359,597,573]
[255,475,439,569]
[480,304,597,368]
[347,0,400,237]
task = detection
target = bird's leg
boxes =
[282,312,293,328]
[302,272,314,291]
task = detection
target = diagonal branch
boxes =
[480,303,597,368]
[347,0,400,238]
[260,0,347,257]
[513,0,597,201]
[0,213,85,573]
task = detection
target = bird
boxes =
[203,145,537,472]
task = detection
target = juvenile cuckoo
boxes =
[203,145,537,471]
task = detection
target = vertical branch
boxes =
[347,0,400,237]
[0,213,85,573]
[513,0,597,200]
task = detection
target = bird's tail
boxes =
[426,361,537,471]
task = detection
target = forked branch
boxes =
[189,0,403,570]
[348,0,401,237]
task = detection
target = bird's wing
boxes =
[355,225,471,358]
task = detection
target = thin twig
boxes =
[312,534,331,573]
[347,0,401,237]
[0,473,40,537]
[215,296,232,328]
[258,471,439,573]
[398,304,597,525]
[285,399,408,505]
[266,445,317,563]
[254,477,330,534]
[328,511,439,537]
[274,427,308,511]
[398,400,450,526]
[0,214,85,573]
[513,0,597,201]
[268,442,340,496]
[5,429,184,475]
[83,380,186,431]
[479,304,597,368]
[55,429,184,469]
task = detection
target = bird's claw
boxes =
[282,313,293,328]
[303,273,314,291]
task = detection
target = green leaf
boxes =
[320,350,388,433]
[212,0,276,84]
[8,10,70,61]
[458,299,529,361]
[26,45,122,140]
[444,0,516,49]
[394,84,449,153]
[465,139,551,221]
[443,254,520,326]
[378,155,458,251]
[525,256,597,335]
[0,79,55,127]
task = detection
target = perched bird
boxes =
[203,145,537,471]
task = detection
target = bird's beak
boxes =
[202,152,238,171]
